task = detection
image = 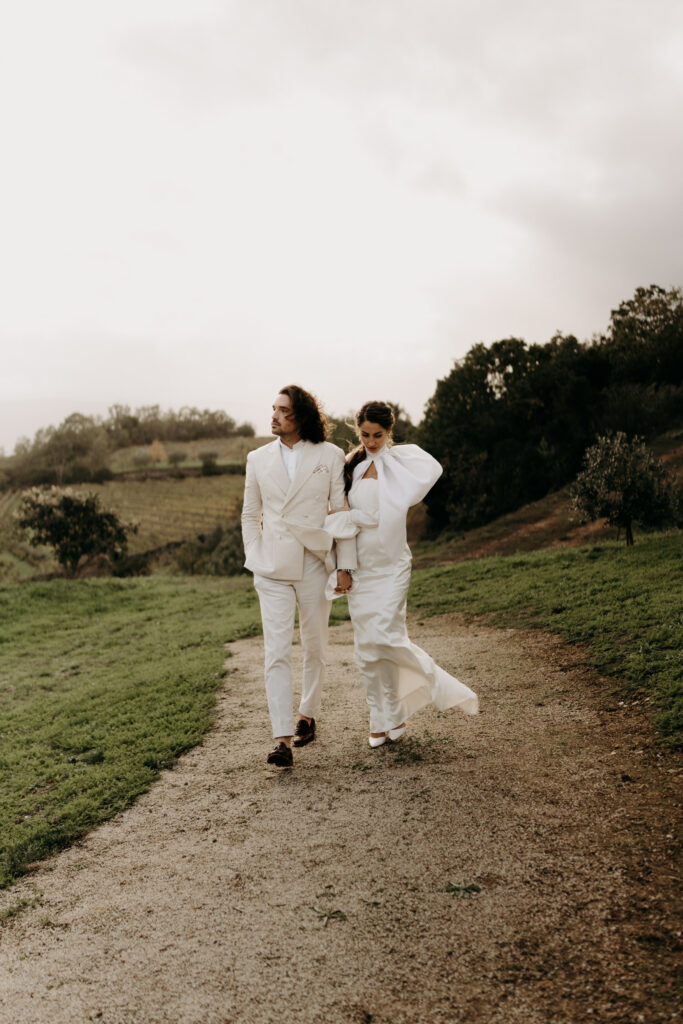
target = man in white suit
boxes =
[241,385,356,767]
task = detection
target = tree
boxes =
[603,284,683,386]
[105,404,140,447]
[8,414,111,487]
[389,402,419,444]
[199,450,219,475]
[17,488,135,575]
[596,285,683,438]
[569,433,680,546]
[420,336,606,530]
[104,404,248,445]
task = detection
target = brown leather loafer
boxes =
[266,742,293,767]
[292,717,316,747]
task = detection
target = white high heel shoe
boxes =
[388,724,406,742]
[368,734,386,748]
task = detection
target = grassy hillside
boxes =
[412,429,683,568]
[1,531,680,887]
[71,475,248,553]
[2,429,679,580]
[0,437,272,576]
[410,531,682,746]
[0,475,248,578]
[0,576,347,888]
[0,576,255,888]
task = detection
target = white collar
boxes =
[363,442,389,461]
[359,443,389,469]
[279,438,305,452]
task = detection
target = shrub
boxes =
[148,439,167,463]
[199,451,219,476]
[174,521,245,576]
[570,432,680,545]
[17,488,136,576]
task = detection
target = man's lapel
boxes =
[268,441,291,498]
[283,442,319,507]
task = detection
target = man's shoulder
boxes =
[247,440,278,463]
[314,440,345,462]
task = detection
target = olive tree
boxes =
[17,488,135,575]
[570,433,680,545]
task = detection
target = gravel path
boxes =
[0,614,680,1024]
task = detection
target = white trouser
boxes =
[253,551,330,738]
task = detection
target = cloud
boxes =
[1,0,682,453]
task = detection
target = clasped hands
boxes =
[334,570,353,594]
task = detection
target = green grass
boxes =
[411,431,683,568]
[409,530,683,745]
[0,530,680,888]
[0,576,263,888]
[0,574,350,889]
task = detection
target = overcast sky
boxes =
[1,0,682,453]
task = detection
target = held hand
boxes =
[334,570,353,594]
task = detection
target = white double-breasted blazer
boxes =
[241,439,357,581]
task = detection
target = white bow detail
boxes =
[351,444,442,561]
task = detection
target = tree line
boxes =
[104,404,254,447]
[420,284,682,531]
[3,405,255,488]
[7,282,683,577]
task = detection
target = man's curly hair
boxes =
[278,385,328,444]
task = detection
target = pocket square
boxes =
[312,464,329,474]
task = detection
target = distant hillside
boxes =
[74,427,683,564]
[1,406,257,489]
[0,437,271,579]
[108,435,266,474]
[71,475,248,554]
[2,429,680,582]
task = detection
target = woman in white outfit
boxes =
[327,401,478,748]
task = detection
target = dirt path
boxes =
[0,615,680,1024]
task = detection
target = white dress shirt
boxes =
[279,438,305,482]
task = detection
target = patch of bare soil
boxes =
[0,616,680,1024]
